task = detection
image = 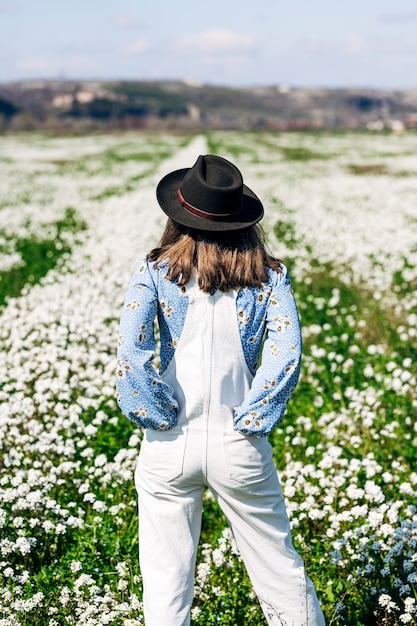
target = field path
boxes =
[72,133,209,292]
[105,133,209,268]
[0,133,209,464]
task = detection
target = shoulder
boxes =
[265,264,297,309]
[132,255,169,280]
[265,263,291,288]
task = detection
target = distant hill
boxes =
[1,79,417,132]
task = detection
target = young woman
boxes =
[116,155,325,625]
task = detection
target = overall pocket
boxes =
[223,429,273,484]
[138,427,188,482]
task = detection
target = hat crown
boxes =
[156,153,263,231]
[180,155,243,216]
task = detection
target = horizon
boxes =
[1,77,417,93]
[1,0,417,90]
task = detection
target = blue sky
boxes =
[1,0,417,88]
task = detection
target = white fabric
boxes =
[135,277,325,626]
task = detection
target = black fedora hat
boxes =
[156,154,264,231]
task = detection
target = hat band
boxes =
[177,188,234,221]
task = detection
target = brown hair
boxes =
[148,218,282,293]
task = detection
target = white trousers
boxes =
[135,277,325,626]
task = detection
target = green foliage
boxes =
[279,145,330,161]
[1,131,416,626]
[112,82,189,117]
[273,217,303,250]
[0,96,19,119]
[346,163,415,177]
[0,207,86,306]
[206,135,258,161]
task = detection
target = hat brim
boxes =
[156,167,264,232]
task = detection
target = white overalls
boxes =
[135,274,325,626]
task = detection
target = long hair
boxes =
[148,218,282,293]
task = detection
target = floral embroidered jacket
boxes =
[116,256,302,437]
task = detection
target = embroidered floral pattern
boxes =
[116,257,302,435]
[232,267,302,436]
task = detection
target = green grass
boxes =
[0,207,86,306]
[3,258,415,625]
[279,145,331,161]
[346,163,415,177]
[1,131,416,626]
[89,170,156,200]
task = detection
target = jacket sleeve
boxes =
[116,258,178,430]
[233,267,302,437]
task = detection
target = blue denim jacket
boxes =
[116,257,302,437]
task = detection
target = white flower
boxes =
[211,548,226,567]
[1,130,417,626]
[129,593,141,610]
[116,561,129,577]
[59,586,71,606]
[378,593,392,607]
[70,560,82,573]
[364,480,385,504]
[73,573,95,594]
[85,424,98,437]
[55,523,66,535]
[15,537,32,556]
[92,500,108,512]
[191,606,201,619]
[94,453,107,467]
[13,591,44,611]
[196,562,211,585]
[404,597,416,612]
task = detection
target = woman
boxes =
[116,154,325,625]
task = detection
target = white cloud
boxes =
[177,29,256,55]
[123,38,148,55]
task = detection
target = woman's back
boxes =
[116,153,325,626]
[116,255,301,437]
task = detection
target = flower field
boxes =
[0,129,416,625]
